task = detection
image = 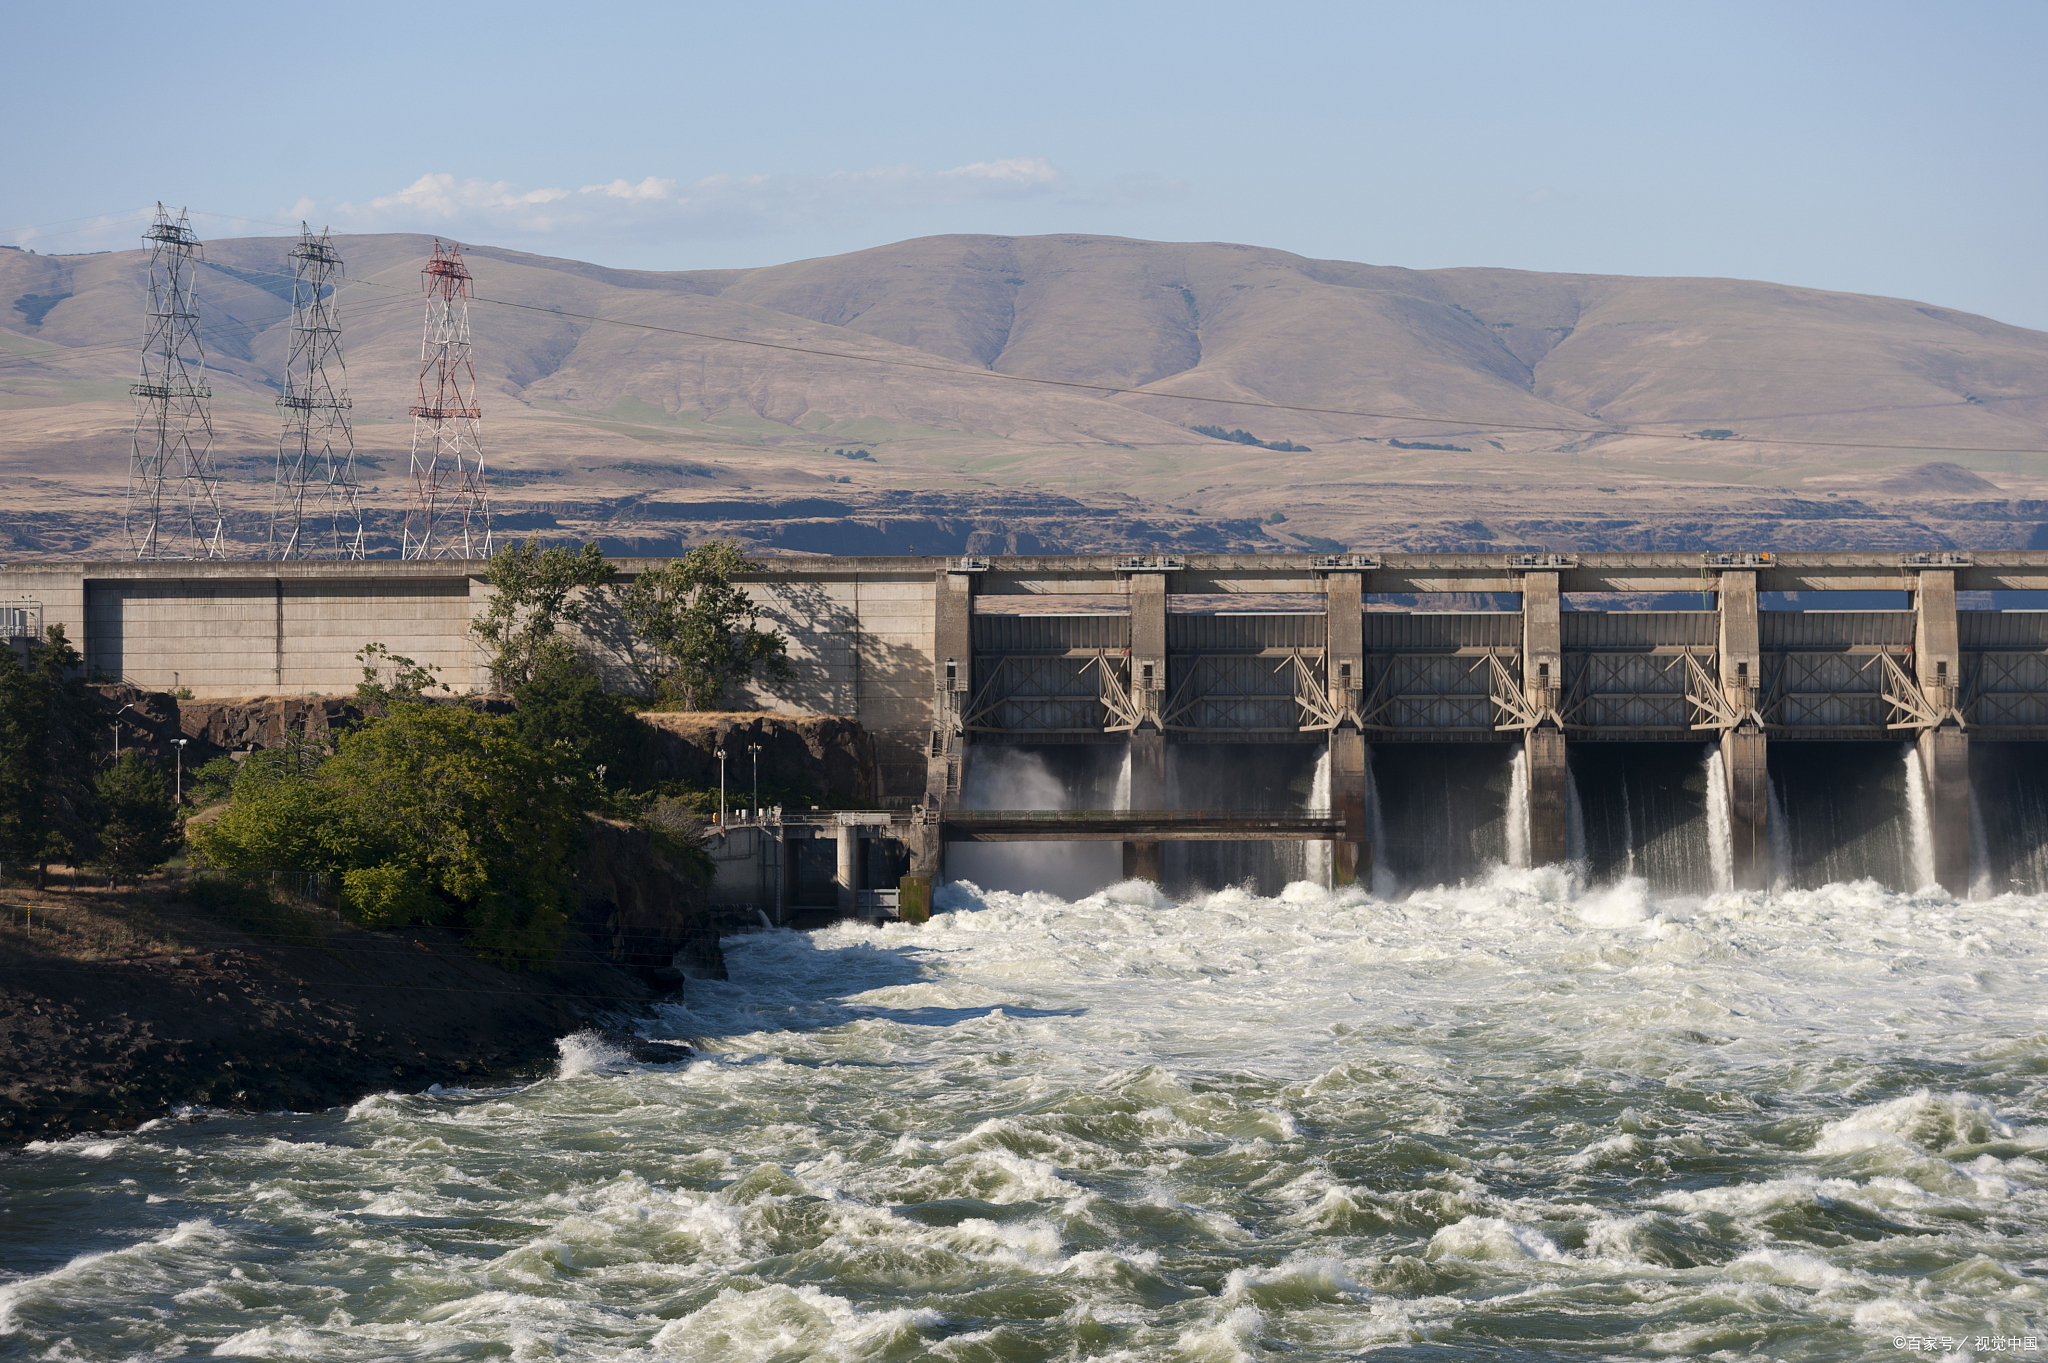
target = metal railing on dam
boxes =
[8,548,2047,895]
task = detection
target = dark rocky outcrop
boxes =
[571,815,732,985]
[0,884,678,1143]
[637,712,876,803]
[87,686,517,770]
[176,694,366,754]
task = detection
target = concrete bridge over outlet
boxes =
[8,550,2048,899]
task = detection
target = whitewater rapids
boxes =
[4,870,2045,1359]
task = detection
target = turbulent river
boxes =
[4,871,2045,1361]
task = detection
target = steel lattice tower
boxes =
[401,240,491,559]
[268,225,363,559]
[127,204,227,559]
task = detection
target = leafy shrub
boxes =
[192,702,580,969]
[189,756,241,807]
[341,864,444,927]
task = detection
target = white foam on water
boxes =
[553,1029,633,1078]
[6,874,2046,1360]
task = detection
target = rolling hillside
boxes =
[5,231,2047,557]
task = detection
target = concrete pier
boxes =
[1918,727,1970,892]
[1914,568,1970,892]
[1525,729,1569,867]
[1721,728,1770,889]
[1122,728,1167,883]
[1323,569,1369,885]
[1327,729,1369,886]
[1520,571,1570,866]
[1122,564,1170,882]
[1717,571,1770,889]
[836,825,860,917]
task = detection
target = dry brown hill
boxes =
[5,232,2048,558]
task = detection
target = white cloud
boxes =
[346,173,572,220]
[941,156,1061,186]
[317,158,1089,244]
[581,176,678,201]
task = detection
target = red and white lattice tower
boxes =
[400,240,491,559]
[127,204,228,559]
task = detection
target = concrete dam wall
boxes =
[9,550,2048,897]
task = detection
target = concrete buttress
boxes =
[1717,571,1769,889]
[1123,728,1167,883]
[1914,569,1970,893]
[1521,572,1569,866]
[1323,570,1369,884]
[1721,729,1770,889]
[1122,569,1170,882]
[918,566,974,881]
[836,825,860,916]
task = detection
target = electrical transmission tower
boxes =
[268,225,363,559]
[401,240,491,559]
[127,204,227,559]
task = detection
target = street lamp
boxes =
[172,738,188,804]
[111,702,135,758]
[748,742,761,822]
[714,747,727,826]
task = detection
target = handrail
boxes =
[943,808,1338,822]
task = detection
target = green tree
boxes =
[192,702,582,968]
[324,703,581,967]
[472,538,617,692]
[613,542,791,711]
[188,761,364,878]
[508,642,653,801]
[0,627,99,886]
[94,751,182,879]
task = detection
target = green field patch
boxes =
[599,395,700,427]
[0,378,136,408]
[813,415,964,443]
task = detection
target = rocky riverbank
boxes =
[0,815,741,1143]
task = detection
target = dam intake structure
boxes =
[9,550,2048,901]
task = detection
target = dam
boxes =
[8,549,2048,899]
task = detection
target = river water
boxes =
[4,871,2045,1360]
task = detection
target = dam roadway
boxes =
[9,549,2048,897]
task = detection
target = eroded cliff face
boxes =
[636,712,876,803]
[91,686,514,767]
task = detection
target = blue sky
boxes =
[8,0,2046,330]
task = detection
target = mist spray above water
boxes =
[1703,745,1734,892]
[951,746,1120,899]
[1304,749,1332,886]
[1505,747,1530,868]
[1902,742,1937,890]
[1363,744,1397,898]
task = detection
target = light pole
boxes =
[748,742,761,822]
[172,738,188,804]
[715,747,727,826]
[111,702,135,758]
